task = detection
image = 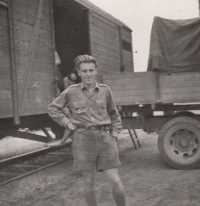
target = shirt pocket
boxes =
[96,100,107,116]
[73,101,87,114]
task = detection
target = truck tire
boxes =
[158,116,200,169]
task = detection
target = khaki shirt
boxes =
[48,82,122,135]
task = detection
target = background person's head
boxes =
[74,55,98,86]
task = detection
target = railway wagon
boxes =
[0,0,133,141]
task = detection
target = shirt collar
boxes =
[80,81,99,90]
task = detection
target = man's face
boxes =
[78,62,97,86]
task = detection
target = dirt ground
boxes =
[1,131,200,206]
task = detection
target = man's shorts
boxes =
[71,129,121,172]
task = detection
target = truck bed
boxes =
[103,71,200,106]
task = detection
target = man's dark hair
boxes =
[74,55,98,70]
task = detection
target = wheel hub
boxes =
[170,129,198,158]
[174,131,194,152]
[179,137,189,148]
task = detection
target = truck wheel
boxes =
[158,116,200,169]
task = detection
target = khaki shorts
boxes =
[71,129,121,172]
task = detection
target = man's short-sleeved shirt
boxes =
[48,82,122,132]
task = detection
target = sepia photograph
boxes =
[0,0,200,205]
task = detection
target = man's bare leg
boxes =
[104,168,126,206]
[82,170,97,206]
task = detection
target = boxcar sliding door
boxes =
[0,0,56,124]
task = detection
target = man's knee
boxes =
[111,177,123,189]
[105,169,124,193]
[104,168,120,183]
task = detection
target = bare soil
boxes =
[0,131,200,206]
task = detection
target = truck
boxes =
[103,16,200,170]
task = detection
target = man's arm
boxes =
[106,87,122,139]
[48,90,70,128]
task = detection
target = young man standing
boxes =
[48,55,126,206]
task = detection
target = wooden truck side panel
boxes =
[103,71,200,105]
[160,72,200,103]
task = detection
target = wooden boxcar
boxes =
[0,0,133,140]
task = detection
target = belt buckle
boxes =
[104,126,110,134]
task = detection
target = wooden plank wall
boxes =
[0,0,55,118]
[75,0,126,29]
[103,72,157,105]
[103,71,200,106]
[89,11,121,75]
[0,5,14,118]
[121,28,133,72]
[160,72,200,103]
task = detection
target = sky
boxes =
[88,0,199,72]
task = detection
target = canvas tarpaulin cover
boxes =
[147,16,200,73]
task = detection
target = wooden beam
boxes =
[8,0,20,124]
[20,0,45,115]
[118,26,124,72]
[48,0,57,98]
[155,70,161,103]
[88,10,92,55]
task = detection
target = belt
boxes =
[78,125,111,131]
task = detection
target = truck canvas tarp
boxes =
[148,16,200,73]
